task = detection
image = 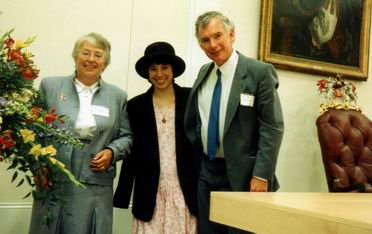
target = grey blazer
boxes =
[39,74,133,186]
[184,53,284,191]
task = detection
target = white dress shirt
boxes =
[198,50,239,158]
[74,78,99,139]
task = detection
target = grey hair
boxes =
[195,11,235,41]
[72,32,111,68]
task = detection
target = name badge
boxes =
[91,105,109,117]
[240,93,255,107]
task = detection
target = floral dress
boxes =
[132,103,196,234]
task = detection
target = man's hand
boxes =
[250,177,268,192]
[90,148,113,172]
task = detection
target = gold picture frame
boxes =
[258,0,371,80]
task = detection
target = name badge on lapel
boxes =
[240,93,254,107]
[91,105,109,117]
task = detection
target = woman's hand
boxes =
[90,148,113,172]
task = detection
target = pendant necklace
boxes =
[160,105,167,124]
[153,94,174,124]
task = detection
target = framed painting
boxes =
[258,0,371,80]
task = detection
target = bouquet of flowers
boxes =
[0,29,84,225]
[317,75,360,114]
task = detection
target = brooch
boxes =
[59,93,66,101]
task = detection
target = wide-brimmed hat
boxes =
[135,42,186,79]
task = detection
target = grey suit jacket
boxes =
[39,74,133,186]
[184,53,284,191]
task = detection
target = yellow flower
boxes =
[36,117,44,123]
[41,145,57,156]
[20,129,36,143]
[12,36,35,49]
[48,157,66,169]
[0,116,2,124]
[14,39,27,49]
[29,144,42,159]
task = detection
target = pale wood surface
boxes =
[210,192,372,234]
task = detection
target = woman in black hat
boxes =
[114,42,198,233]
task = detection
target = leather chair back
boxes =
[316,109,372,192]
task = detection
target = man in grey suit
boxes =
[184,11,284,234]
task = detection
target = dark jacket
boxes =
[113,84,198,221]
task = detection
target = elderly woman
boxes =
[114,42,198,233]
[28,32,132,234]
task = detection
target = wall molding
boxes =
[0,202,132,209]
[0,203,32,209]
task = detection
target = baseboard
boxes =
[0,203,32,209]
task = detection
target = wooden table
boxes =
[210,192,372,234]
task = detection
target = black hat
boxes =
[135,42,186,79]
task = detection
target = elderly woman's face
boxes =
[75,42,105,80]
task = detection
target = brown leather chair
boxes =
[316,109,372,192]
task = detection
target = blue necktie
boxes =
[207,69,222,160]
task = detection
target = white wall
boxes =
[1,0,372,233]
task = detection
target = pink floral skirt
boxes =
[132,184,197,234]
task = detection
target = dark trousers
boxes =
[197,156,253,234]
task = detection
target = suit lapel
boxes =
[224,55,248,134]
[185,63,213,151]
[138,87,155,119]
[60,77,79,130]
[190,63,214,99]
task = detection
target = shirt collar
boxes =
[74,78,100,94]
[214,50,238,76]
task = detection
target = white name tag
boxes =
[240,93,255,107]
[91,105,109,117]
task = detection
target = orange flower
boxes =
[26,106,41,124]
[8,49,23,64]
[32,106,41,116]
[0,131,14,149]
[22,67,36,80]
[4,38,15,48]
[31,106,41,118]
[45,108,58,123]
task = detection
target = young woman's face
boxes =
[148,63,174,90]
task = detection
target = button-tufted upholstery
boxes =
[316,109,372,192]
